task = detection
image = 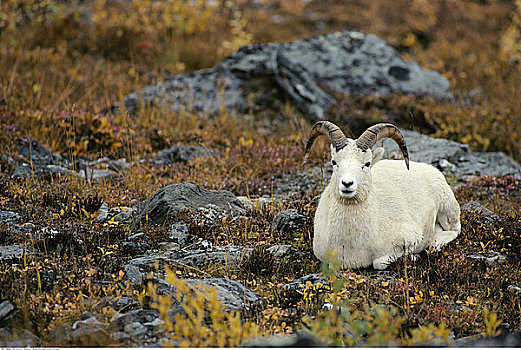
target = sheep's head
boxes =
[303,121,410,202]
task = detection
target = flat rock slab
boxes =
[133,182,245,226]
[381,130,521,181]
[124,241,295,284]
[0,245,37,260]
[155,277,262,312]
[0,210,21,224]
[118,30,451,119]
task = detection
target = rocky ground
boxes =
[2,27,521,347]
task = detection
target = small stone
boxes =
[271,209,307,234]
[94,201,109,223]
[170,220,188,245]
[0,328,41,347]
[507,285,521,294]
[0,245,37,260]
[0,210,21,224]
[437,159,456,172]
[266,245,291,258]
[0,300,14,321]
[72,316,104,330]
[151,145,217,166]
[143,318,165,329]
[124,322,148,337]
[128,232,145,241]
[119,241,149,256]
[467,251,507,266]
[111,331,131,343]
[111,207,133,223]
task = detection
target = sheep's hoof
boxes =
[431,230,460,250]
[372,256,394,270]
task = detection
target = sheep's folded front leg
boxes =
[372,255,398,270]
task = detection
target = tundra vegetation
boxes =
[1,0,521,346]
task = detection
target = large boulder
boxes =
[381,130,521,181]
[9,138,122,181]
[132,182,245,226]
[117,31,451,120]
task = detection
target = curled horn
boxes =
[356,123,410,170]
[303,121,348,166]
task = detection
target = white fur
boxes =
[313,140,461,270]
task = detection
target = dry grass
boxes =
[1,0,521,346]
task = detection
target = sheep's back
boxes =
[371,160,452,246]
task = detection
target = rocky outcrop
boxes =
[0,245,37,261]
[9,138,123,181]
[117,31,451,120]
[381,130,521,181]
[132,182,245,226]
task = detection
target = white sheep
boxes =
[303,121,461,270]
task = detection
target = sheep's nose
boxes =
[342,180,354,189]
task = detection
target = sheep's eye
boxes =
[331,160,337,166]
[363,162,371,168]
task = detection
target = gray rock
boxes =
[272,165,331,198]
[133,182,245,226]
[0,300,14,321]
[80,168,120,181]
[462,201,497,217]
[455,332,521,347]
[283,273,329,291]
[169,220,189,245]
[266,244,292,258]
[12,163,76,180]
[111,207,133,223]
[70,324,112,347]
[118,31,451,119]
[94,201,109,223]
[110,309,160,332]
[124,255,169,284]
[381,130,521,181]
[129,232,145,241]
[242,332,323,347]
[111,331,131,343]
[461,201,503,228]
[151,145,217,166]
[124,240,297,285]
[507,285,521,294]
[271,209,307,234]
[156,277,262,312]
[143,317,165,329]
[467,251,507,266]
[0,328,41,347]
[124,240,251,284]
[119,241,150,256]
[1,154,17,167]
[0,245,37,260]
[14,137,67,167]
[0,210,21,224]
[124,322,148,338]
[72,316,105,330]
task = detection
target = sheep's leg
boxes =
[431,223,459,250]
[373,255,397,270]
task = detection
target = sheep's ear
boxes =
[372,147,384,164]
[330,144,336,155]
